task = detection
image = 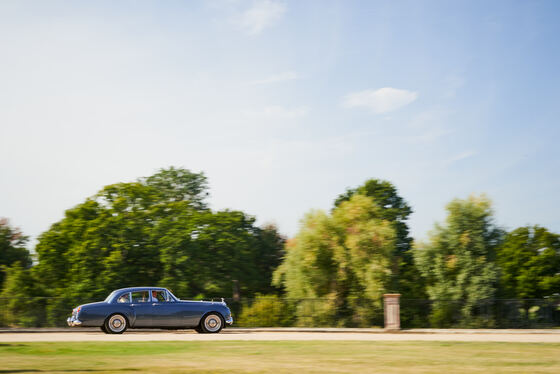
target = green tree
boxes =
[335,179,412,256]
[156,208,284,298]
[414,195,503,327]
[1,263,47,327]
[35,182,164,302]
[34,167,284,325]
[497,226,560,299]
[334,179,427,325]
[143,166,209,209]
[253,223,286,294]
[0,218,32,287]
[274,195,396,326]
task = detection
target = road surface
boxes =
[2,329,560,343]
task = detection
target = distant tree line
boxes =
[1,167,559,327]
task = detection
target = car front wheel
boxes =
[105,314,127,334]
[200,313,223,333]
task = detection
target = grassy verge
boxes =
[0,340,559,373]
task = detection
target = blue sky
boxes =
[1,0,559,243]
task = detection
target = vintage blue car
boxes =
[67,287,233,334]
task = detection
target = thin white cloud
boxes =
[445,150,477,165]
[404,108,453,144]
[250,71,299,85]
[242,105,308,119]
[237,0,286,35]
[342,87,418,114]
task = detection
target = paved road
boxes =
[2,330,560,343]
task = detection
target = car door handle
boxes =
[152,303,158,306]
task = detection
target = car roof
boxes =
[111,286,168,293]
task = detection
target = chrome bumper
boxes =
[67,316,82,327]
[225,315,233,325]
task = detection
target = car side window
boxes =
[117,292,130,303]
[131,291,149,303]
[151,290,170,303]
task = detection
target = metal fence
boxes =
[1,297,559,328]
[399,298,560,328]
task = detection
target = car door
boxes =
[177,301,207,327]
[130,290,153,327]
[151,290,188,327]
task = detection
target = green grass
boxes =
[1,341,560,373]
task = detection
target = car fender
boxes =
[195,304,230,325]
[104,305,135,326]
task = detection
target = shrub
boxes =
[237,294,295,327]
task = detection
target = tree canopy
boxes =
[0,218,32,287]
[497,226,560,299]
[34,167,284,313]
[1,262,46,326]
[335,179,412,255]
[334,179,426,315]
[414,195,503,326]
[274,194,396,326]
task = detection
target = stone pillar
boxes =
[383,293,401,330]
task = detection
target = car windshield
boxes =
[167,289,179,301]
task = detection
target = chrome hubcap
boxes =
[204,315,221,332]
[108,315,126,333]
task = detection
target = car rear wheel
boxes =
[100,324,108,334]
[200,313,223,333]
[105,314,127,334]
